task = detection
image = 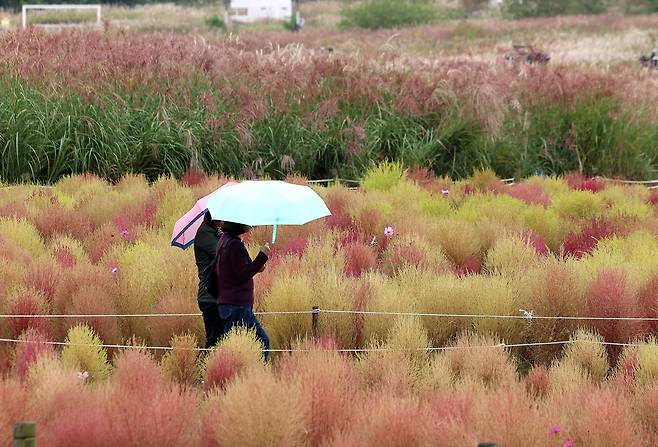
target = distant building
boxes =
[230,0,293,23]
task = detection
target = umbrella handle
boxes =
[272,223,278,245]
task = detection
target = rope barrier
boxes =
[0,310,315,318]
[597,177,658,185]
[0,336,651,353]
[2,308,658,322]
[319,309,658,322]
[0,336,579,353]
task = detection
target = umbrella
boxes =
[205,180,331,244]
[170,182,236,249]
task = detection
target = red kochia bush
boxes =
[204,349,244,391]
[106,350,200,447]
[276,345,358,446]
[343,242,378,277]
[12,328,55,379]
[25,260,62,304]
[43,399,114,447]
[6,289,51,339]
[382,241,427,275]
[333,393,440,446]
[0,202,30,220]
[181,168,208,187]
[506,183,551,207]
[638,272,658,334]
[0,234,32,264]
[325,209,354,231]
[561,218,617,258]
[526,233,549,255]
[585,268,647,363]
[34,206,96,241]
[454,255,483,276]
[525,365,551,397]
[281,236,308,257]
[564,172,605,193]
[648,189,658,207]
[0,379,30,445]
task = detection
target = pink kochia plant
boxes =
[562,218,617,258]
[344,243,378,277]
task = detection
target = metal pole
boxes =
[22,6,27,29]
[311,306,319,338]
[13,422,36,447]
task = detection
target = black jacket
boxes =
[194,221,221,304]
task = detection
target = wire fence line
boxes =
[2,308,658,322]
[3,176,657,190]
[0,336,650,353]
[0,337,576,353]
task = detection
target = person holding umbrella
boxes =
[194,212,224,349]
[174,180,331,356]
[214,221,271,359]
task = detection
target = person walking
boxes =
[194,212,224,349]
[214,221,271,359]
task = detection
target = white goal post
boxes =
[22,4,102,29]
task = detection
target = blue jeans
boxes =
[218,304,270,360]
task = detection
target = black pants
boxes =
[199,301,223,349]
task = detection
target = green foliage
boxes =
[623,0,658,13]
[204,15,226,30]
[489,98,657,180]
[61,324,111,381]
[0,62,655,184]
[361,161,406,192]
[502,0,608,18]
[340,0,438,30]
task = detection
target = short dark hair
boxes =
[220,221,248,235]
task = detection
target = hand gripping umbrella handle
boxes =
[272,222,278,245]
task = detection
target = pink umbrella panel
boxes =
[170,182,236,250]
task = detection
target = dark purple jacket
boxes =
[214,233,268,307]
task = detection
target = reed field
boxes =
[1,167,658,445]
[0,11,657,183]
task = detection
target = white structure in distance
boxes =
[229,0,293,23]
[22,4,102,29]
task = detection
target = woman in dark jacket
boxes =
[194,212,224,349]
[215,221,271,359]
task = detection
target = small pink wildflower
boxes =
[370,236,377,246]
[441,189,450,196]
[77,371,90,380]
[111,267,118,274]
[563,440,575,447]
[119,229,130,238]
[549,425,561,435]
[384,226,394,238]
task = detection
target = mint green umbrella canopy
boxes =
[205,181,331,243]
